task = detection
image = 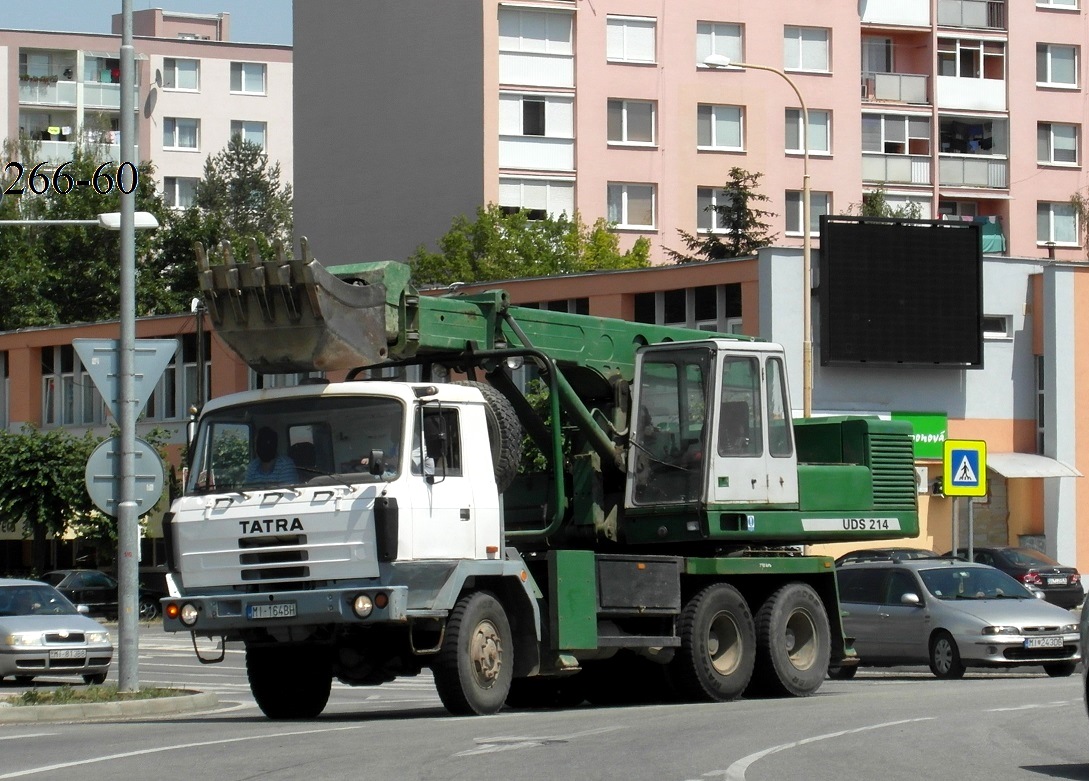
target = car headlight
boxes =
[3,632,44,646]
[982,626,1020,636]
[86,631,110,644]
[1062,623,1077,633]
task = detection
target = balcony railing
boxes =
[939,155,1008,188]
[937,0,1005,29]
[862,154,932,185]
[498,135,575,171]
[35,140,122,166]
[862,72,930,104]
[19,79,77,106]
[861,0,930,26]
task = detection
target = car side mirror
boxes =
[901,593,921,607]
[76,604,90,614]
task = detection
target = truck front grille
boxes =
[237,535,310,582]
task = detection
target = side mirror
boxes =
[901,593,922,607]
[77,604,90,615]
[368,449,384,476]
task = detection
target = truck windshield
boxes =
[186,395,406,493]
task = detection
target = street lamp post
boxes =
[704,54,813,418]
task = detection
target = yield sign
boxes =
[942,439,987,497]
[73,338,178,420]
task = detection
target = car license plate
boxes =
[1025,636,1063,649]
[1047,577,1067,585]
[247,602,297,620]
[49,649,86,659]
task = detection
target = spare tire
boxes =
[455,381,523,493]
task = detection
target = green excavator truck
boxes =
[161,240,919,718]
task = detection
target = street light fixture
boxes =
[704,54,813,418]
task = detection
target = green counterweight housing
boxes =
[195,239,919,553]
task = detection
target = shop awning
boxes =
[987,452,1081,478]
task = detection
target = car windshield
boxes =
[0,584,78,616]
[919,567,1034,600]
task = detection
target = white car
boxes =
[0,578,113,685]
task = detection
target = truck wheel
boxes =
[246,644,332,719]
[669,584,755,702]
[750,583,830,697]
[434,591,513,715]
[928,630,965,679]
[455,381,522,493]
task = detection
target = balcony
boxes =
[937,0,1006,30]
[498,135,574,171]
[19,77,77,106]
[860,0,929,27]
[862,154,932,185]
[36,140,122,166]
[939,155,1007,188]
[936,76,1005,111]
[862,72,929,104]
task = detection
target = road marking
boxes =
[989,699,1076,712]
[0,734,56,742]
[0,724,369,779]
[722,718,934,781]
[457,726,623,756]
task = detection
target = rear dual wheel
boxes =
[749,583,831,697]
[669,584,755,702]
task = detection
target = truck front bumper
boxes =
[161,585,409,634]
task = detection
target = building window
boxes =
[499,8,573,55]
[786,108,831,154]
[41,345,105,427]
[982,314,1012,340]
[606,16,656,64]
[1037,44,1078,86]
[607,183,656,229]
[230,61,267,94]
[696,187,730,233]
[162,57,199,90]
[785,191,831,236]
[783,26,829,72]
[1037,201,1079,245]
[697,104,743,150]
[164,176,198,208]
[163,117,199,150]
[1038,122,1079,165]
[696,22,742,66]
[862,114,931,155]
[634,285,743,332]
[607,99,656,145]
[938,39,1005,80]
[1038,0,1078,6]
[230,120,268,149]
[499,93,573,139]
[249,370,326,390]
[499,177,575,220]
[939,118,1007,156]
[145,333,211,422]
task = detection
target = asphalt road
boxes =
[1,625,1088,781]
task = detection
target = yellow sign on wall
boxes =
[942,439,987,497]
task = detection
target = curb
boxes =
[0,690,218,723]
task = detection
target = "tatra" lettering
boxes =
[238,518,304,534]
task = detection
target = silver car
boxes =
[833,559,1080,679]
[0,578,113,684]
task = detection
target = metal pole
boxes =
[730,62,813,418]
[117,0,139,692]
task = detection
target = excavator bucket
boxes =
[195,238,410,373]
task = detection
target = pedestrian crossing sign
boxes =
[942,439,987,497]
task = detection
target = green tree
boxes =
[665,167,777,263]
[409,204,650,285]
[846,185,923,219]
[0,130,172,329]
[0,426,101,574]
[194,134,293,256]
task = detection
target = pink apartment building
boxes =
[295,0,1088,264]
[0,8,292,209]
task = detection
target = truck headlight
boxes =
[352,595,374,618]
[179,603,200,627]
